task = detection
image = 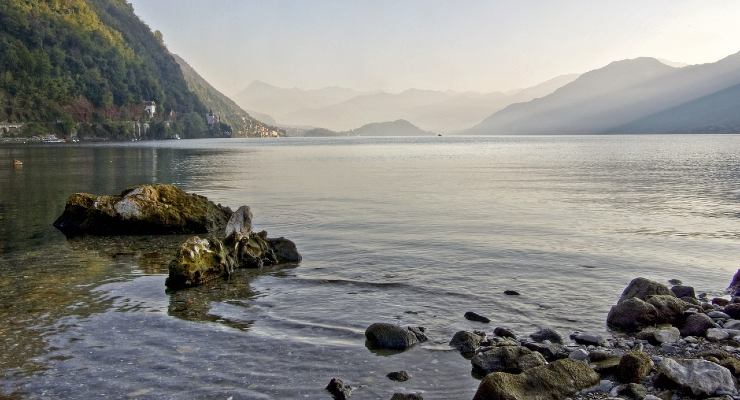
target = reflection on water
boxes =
[1,136,739,399]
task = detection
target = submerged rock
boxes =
[465,311,491,323]
[53,184,231,236]
[386,370,410,382]
[530,327,564,344]
[449,331,482,355]
[473,359,599,400]
[365,323,425,351]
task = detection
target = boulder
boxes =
[267,237,303,263]
[618,278,673,303]
[390,394,423,400]
[571,332,607,347]
[646,295,688,325]
[637,326,680,345]
[617,351,653,383]
[671,285,695,298]
[706,328,730,341]
[471,346,547,375]
[724,303,740,319]
[522,341,568,361]
[223,205,253,238]
[54,184,231,236]
[679,313,715,337]
[473,359,600,400]
[165,236,235,289]
[530,328,564,344]
[365,323,424,351]
[699,350,740,376]
[494,327,516,339]
[326,377,352,400]
[449,331,482,355]
[657,358,737,397]
[607,297,659,332]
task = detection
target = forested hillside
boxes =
[0,0,268,139]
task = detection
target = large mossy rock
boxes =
[607,297,659,332]
[618,277,673,303]
[54,184,231,236]
[473,359,600,400]
[472,346,547,375]
[165,236,235,288]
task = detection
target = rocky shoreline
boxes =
[332,275,740,400]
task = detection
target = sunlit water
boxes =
[1,135,739,399]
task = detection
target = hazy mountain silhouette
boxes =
[234,74,578,132]
[302,119,434,137]
[467,52,740,134]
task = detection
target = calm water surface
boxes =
[0,135,739,399]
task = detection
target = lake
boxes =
[1,135,739,399]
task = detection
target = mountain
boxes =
[467,53,740,134]
[233,81,367,119]
[236,75,579,133]
[350,119,435,136]
[0,0,247,139]
[614,83,740,133]
[173,55,283,137]
[300,119,434,137]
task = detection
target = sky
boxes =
[129,0,740,95]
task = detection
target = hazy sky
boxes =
[129,0,740,95]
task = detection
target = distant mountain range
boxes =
[467,52,740,134]
[233,75,578,132]
[304,119,435,137]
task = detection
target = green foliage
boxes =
[0,0,217,139]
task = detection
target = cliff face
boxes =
[173,54,284,138]
[0,0,266,139]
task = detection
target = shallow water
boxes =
[0,135,738,399]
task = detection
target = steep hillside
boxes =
[0,0,236,139]
[468,52,740,134]
[173,55,283,137]
[614,83,740,133]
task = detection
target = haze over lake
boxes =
[2,135,738,398]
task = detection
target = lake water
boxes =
[1,135,739,399]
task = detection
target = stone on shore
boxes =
[449,331,482,355]
[607,297,659,332]
[472,359,600,400]
[618,277,673,303]
[671,285,695,298]
[617,351,653,383]
[53,184,231,236]
[645,295,688,325]
[656,358,737,397]
[724,303,740,319]
[365,323,426,351]
[471,346,547,375]
[530,327,564,344]
[679,313,714,337]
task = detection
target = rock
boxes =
[707,310,731,320]
[569,348,589,361]
[617,351,653,383]
[530,327,564,344]
[680,313,715,337]
[699,350,740,376]
[407,326,428,342]
[706,328,730,341]
[390,394,423,400]
[729,269,740,297]
[53,184,231,236]
[723,303,740,319]
[522,341,568,361]
[671,285,695,298]
[386,370,410,382]
[607,297,659,332]
[449,331,482,355]
[653,327,681,344]
[494,327,516,339]
[165,236,236,289]
[504,290,520,296]
[582,379,616,394]
[471,346,547,375]
[571,332,607,347]
[646,295,688,325]
[614,383,647,399]
[267,237,302,263]
[326,377,352,400]
[713,297,730,306]
[465,311,491,323]
[473,359,600,400]
[657,358,737,397]
[365,323,421,350]
[590,355,622,375]
[223,205,252,238]
[723,319,740,330]
[618,277,673,303]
